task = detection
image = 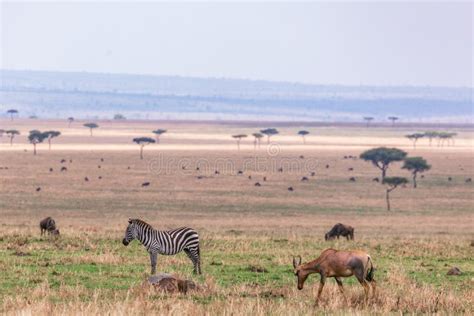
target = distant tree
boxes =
[383,177,408,211]
[0,129,4,138]
[360,147,407,180]
[133,137,155,159]
[388,116,399,126]
[7,109,18,121]
[424,131,438,146]
[6,130,20,146]
[28,130,48,155]
[252,133,264,149]
[29,115,38,119]
[363,117,374,128]
[297,130,310,144]
[152,129,167,143]
[84,123,99,136]
[114,114,126,120]
[260,128,279,144]
[405,133,425,149]
[67,117,74,127]
[437,132,457,147]
[402,157,431,188]
[44,130,61,150]
[232,134,247,151]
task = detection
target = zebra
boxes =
[122,219,201,275]
[40,217,59,236]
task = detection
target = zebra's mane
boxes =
[130,219,155,229]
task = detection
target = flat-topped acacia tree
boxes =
[405,133,425,149]
[388,116,399,126]
[133,137,155,159]
[260,128,279,144]
[7,109,18,121]
[363,116,374,127]
[252,132,263,149]
[402,157,431,188]
[6,130,20,146]
[152,129,167,143]
[67,117,74,127]
[28,130,48,155]
[360,147,407,180]
[437,132,457,147]
[383,177,408,211]
[232,134,247,151]
[84,123,99,136]
[424,131,438,146]
[44,131,61,150]
[297,130,309,144]
[0,129,4,138]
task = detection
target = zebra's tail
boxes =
[366,256,375,282]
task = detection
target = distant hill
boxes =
[0,69,472,122]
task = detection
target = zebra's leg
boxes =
[184,248,200,274]
[149,252,158,275]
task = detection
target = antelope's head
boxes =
[293,256,309,290]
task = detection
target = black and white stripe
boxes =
[123,219,201,274]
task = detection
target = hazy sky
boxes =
[1,1,472,87]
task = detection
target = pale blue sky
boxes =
[1,1,472,87]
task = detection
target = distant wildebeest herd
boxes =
[39,216,367,304]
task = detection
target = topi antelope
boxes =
[293,249,376,305]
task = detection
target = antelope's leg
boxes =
[361,281,370,304]
[315,276,326,304]
[370,279,377,298]
[150,252,158,275]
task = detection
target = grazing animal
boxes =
[466,178,472,183]
[36,187,41,192]
[60,159,66,163]
[448,177,452,181]
[348,167,354,171]
[98,176,102,180]
[98,165,101,169]
[293,249,376,305]
[49,168,53,172]
[237,170,243,175]
[215,170,220,175]
[278,167,283,173]
[349,177,356,182]
[40,217,58,235]
[326,164,330,169]
[196,167,200,171]
[299,155,304,159]
[372,177,379,182]
[288,187,294,191]
[84,177,89,182]
[263,177,267,182]
[325,223,354,240]
[123,219,201,274]
[61,167,67,172]
[100,158,104,162]
[255,182,261,187]
[301,177,309,182]
[142,182,150,187]
[197,176,204,179]
[248,175,252,180]
[311,172,316,177]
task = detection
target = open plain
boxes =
[0,119,473,314]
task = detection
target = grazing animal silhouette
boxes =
[301,177,309,182]
[372,177,379,182]
[466,178,472,183]
[263,177,267,182]
[326,164,330,169]
[349,177,356,182]
[325,223,354,241]
[60,159,66,163]
[278,167,283,173]
[123,219,201,274]
[215,170,220,175]
[142,182,150,187]
[36,187,41,192]
[299,155,304,159]
[255,182,261,187]
[49,168,53,172]
[248,175,252,180]
[40,217,59,236]
[348,168,354,171]
[293,249,375,305]
[61,167,67,172]
[311,172,316,177]
[84,177,89,182]
[237,170,243,175]
[288,187,294,191]
[448,177,452,181]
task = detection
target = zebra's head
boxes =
[122,219,138,246]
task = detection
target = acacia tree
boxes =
[232,134,247,151]
[6,130,20,146]
[260,128,279,144]
[133,137,155,159]
[84,123,99,136]
[363,117,374,128]
[437,132,456,147]
[388,116,399,126]
[67,117,74,127]
[28,130,48,155]
[252,133,263,149]
[298,130,309,144]
[44,130,61,150]
[424,131,438,146]
[383,177,408,211]
[7,109,18,121]
[152,129,167,143]
[360,147,407,180]
[402,157,431,188]
[405,133,425,149]
[0,129,4,138]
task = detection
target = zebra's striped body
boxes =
[122,219,201,274]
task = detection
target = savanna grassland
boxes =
[0,119,473,315]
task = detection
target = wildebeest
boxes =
[142,182,150,186]
[40,217,59,236]
[466,178,472,183]
[293,249,375,305]
[301,176,309,182]
[61,167,67,172]
[288,187,294,191]
[325,223,354,241]
[349,177,356,182]
[254,182,261,187]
